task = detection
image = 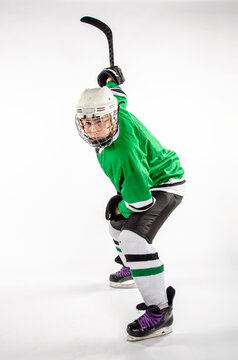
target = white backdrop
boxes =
[0,1,238,359]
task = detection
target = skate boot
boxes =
[127,286,175,341]
[109,266,136,289]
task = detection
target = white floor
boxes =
[1,262,237,360]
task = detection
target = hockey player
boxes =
[75,66,185,341]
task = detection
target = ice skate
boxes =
[127,286,175,341]
[109,266,136,288]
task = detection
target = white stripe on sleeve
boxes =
[124,197,156,212]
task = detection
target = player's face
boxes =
[81,115,112,140]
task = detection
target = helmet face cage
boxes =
[75,110,118,149]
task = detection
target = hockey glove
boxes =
[97,66,125,87]
[105,194,124,221]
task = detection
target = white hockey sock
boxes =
[119,230,168,307]
[109,224,128,267]
[113,239,127,266]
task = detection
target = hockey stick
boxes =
[80,16,114,67]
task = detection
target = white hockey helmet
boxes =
[75,86,118,149]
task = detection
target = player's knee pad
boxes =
[119,230,157,255]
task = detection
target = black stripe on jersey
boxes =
[118,101,125,107]
[110,88,127,97]
[111,88,126,94]
[151,180,186,190]
[129,198,155,211]
[125,253,159,262]
[113,240,119,246]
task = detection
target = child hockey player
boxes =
[75,66,185,341]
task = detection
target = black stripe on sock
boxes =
[113,240,119,246]
[114,255,124,266]
[125,253,159,262]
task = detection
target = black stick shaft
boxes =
[80,16,114,67]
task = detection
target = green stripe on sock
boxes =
[131,265,164,277]
[116,247,122,253]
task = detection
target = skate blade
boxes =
[109,281,136,289]
[127,326,173,342]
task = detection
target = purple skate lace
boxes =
[137,310,163,330]
[116,266,131,278]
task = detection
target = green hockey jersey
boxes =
[96,81,185,219]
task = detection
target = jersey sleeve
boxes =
[117,148,156,219]
[106,81,127,110]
